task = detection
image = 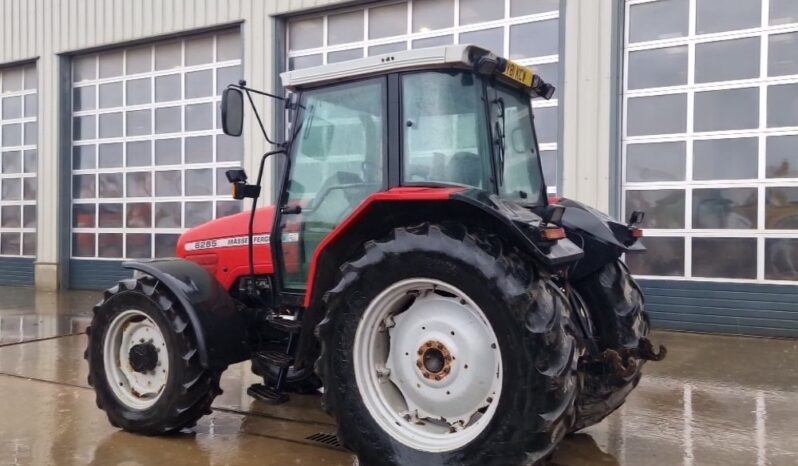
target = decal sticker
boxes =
[184,233,298,252]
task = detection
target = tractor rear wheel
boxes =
[316,223,579,466]
[572,260,650,431]
[85,276,222,434]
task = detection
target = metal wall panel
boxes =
[641,279,798,338]
[0,257,34,286]
[67,259,128,290]
[560,0,614,213]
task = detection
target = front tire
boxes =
[316,224,580,466]
[85,277,222,434]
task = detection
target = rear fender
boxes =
[123,259,251,370]
[296,187,585,371]
[305,188,584,309]
[558,198,646,280]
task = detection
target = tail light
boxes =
[630,227,644,238]
[541,227,566,241]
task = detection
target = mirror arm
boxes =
[229,82,286,101]
[226,81,288,147]
[242,87,280,146]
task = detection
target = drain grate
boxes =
[305,432,342,449]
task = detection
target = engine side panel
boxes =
[176,206,282,291]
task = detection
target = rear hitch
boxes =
[582,338,667,379]
[597,349,638,378]
[628,337,667,362]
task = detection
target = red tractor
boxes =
[85,45,664,465]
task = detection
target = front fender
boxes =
[123,259,250,370]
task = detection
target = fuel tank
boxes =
[176,206,277,291]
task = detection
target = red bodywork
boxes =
[177,187,463,303]
[177,206,277,291]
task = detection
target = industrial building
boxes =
[1,0,796,337]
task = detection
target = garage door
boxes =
[0,64,37,286]
[69,30,243,289]
[622,0,798,337]
[286,0,562,194]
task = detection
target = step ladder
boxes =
[247,314,302,405]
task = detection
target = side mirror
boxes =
[221,88,244,136]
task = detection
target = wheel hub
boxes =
[417,340,452,381]
[129,342,159,373]
[103,310,169,410]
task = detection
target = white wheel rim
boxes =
[353,278,503,453]
[103,309,169,410]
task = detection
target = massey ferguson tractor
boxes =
[85,45,665,465]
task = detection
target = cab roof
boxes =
[280,44,496,90]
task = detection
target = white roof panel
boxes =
[280,45,486,89]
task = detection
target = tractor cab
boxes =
[221,45,559,300]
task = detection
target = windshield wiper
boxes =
[493,97,506,185]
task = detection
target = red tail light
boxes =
[548,196,561,205]
[630,227,644,238]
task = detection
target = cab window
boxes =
[280,78,385,290]
[401,72,492,189]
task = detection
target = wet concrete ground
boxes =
[0,286,796,465]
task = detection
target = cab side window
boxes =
[401,72,491,189]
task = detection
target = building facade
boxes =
[1,0,796,337]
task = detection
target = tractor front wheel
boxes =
[85,276,222,434]
[316,224,579,466]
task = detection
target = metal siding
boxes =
[68,260,129,290]
[561,0,613,212]
[0,258,35,287]
[640,279,798,338]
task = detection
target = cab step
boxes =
[255,350,294,369]
[266,316,302,334]
[247,383,289,405]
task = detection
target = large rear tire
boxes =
[572,260,650,431]
[85,276,222,434]
[316,224,580,466]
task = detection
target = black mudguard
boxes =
[452,190,584,268]
[122,259,251,370]
[559,198,645,281]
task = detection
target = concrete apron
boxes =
[1,287,797,465]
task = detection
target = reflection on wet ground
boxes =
[0,287,796,465]
[0,286,96,345]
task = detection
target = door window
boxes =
[280,78,386,290]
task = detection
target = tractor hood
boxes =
[177,206,276,254]
[174,206,278,290]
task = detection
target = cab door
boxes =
[275,78,387,292]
